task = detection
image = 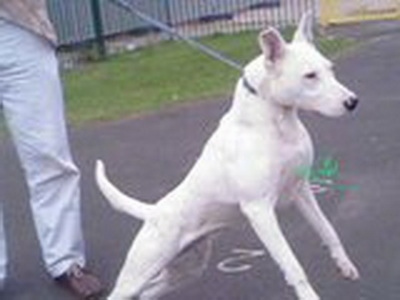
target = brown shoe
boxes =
[55,264,104,299]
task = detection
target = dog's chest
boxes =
[277,136,312,194]
[213,121,313,201]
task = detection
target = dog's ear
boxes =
[293,11,314,43]
[259,27,286,64]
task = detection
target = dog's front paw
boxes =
[331,247,360,280]
[336,257,360,280]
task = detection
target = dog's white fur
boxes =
[96,13,360,300]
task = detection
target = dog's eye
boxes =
[305,72,318,79]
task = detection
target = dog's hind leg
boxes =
[139,236,214,300]
[294,183,360,280]
[108,220,185,300]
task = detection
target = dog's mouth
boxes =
[313,97,359,118]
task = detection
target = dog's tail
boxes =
[95,160,153,220]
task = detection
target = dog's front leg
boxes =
[295,183,360,280]
[240,199,320,300]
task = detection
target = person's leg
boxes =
[0,206,6,289]
[0,21,85,278]
[0,19,14,289]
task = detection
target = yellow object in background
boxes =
[320,0,400,25]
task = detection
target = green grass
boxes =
[63,30,355,125]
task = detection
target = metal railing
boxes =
[48,0,316,59]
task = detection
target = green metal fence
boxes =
[48,0,315,58]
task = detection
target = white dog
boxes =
[96,13,360,300]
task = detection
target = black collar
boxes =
[242,75,258,96]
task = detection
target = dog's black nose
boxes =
[344,97,359,112]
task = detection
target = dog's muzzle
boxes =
[344,97,359,112]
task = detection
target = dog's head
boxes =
[255,12,358,117]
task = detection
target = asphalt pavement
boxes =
[1,23,400,299]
